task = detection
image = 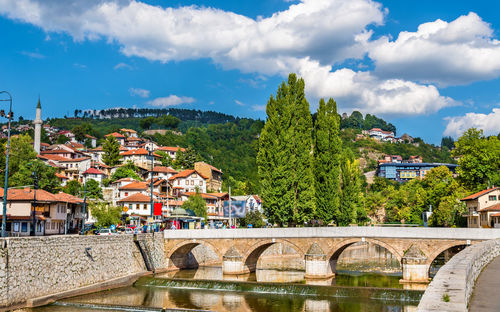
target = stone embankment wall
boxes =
[135,233,167,272]
[0,234,167,308]
[417,239,500,312]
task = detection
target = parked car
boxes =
[97,228,117,236]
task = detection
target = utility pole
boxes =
[31,166,38,236]
[80,170,87,235]
[0,91,13,237]
[148,148,154,232]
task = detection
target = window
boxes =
[21,222,28,232]
[177,180,180,185]
[191,180,194,186]
[129,204,132,210]
[489,195,497,201]
[125,192,128,197]
[13,222,19,232]
[144,204,147,210]
[199,181,203,186]
[136,204,140,210]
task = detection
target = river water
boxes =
[27,267,423,312]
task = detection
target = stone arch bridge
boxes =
[163,227,500,283]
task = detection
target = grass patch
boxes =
[442,293,450,302]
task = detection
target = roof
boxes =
[85,134,97,139]
[166,200,184,206]
[182,192,218,199]
[480,203,500,212]
[156,146,186,153]
[55,192,83,204]
[105,132,126,138]
[37,154,72,162]
[59,157,91,163]
[84,167,106,175]
[0,188,82,203]
[117,193,151,203]
[55,173,68,179]
[120,128,137,133]
[169,169,209,180]
[126,137,142,141]
[41,149,75,154]
[378,162,458,168]
[120,148,160,157]
[111,178,136,184]
[208,164,223,173]
[207,192,229,198]
[119,181,148,190]
[461,187,499,201]
[153,166,178,174]
[490,212,500,217]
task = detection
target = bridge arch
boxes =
[167,240,222,270]
[425,241,469,267]
[241,239,306,273]
[327,238,403,263]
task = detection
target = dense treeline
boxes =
[339,111,397,134]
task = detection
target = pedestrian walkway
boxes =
[469,254,500,311]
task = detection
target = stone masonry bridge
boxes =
[163,227,500,283]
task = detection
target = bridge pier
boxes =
[304,243,334,279]
[222,247,247,275]
[400,245,430,284]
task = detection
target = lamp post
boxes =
[28,163,39,236]
[0,91,13,237]
[80,169,87,235]
[148,148,154,231]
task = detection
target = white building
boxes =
[168,169,208,193]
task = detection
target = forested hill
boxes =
[30,108,450,194]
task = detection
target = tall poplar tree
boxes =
[257,73,315,225]
[338,149,362,226]
[102,136,121,166]
[313,98,342,224]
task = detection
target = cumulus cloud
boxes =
[0,0,466,116]
[129,87,150,98]
[147,95,195,107]
[443,108,500,138]
[368,12,500,86]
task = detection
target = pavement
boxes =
[469,254,500,311]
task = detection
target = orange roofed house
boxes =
[462,187,500,228]
[194,161,223,192]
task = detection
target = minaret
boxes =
[33,98,42,154]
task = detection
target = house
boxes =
[377,162,458,182]
[407,156,423,164]
[146,166,178,180]
[369,128,395,141]
[117,193,162,223]
[0,188,83,236]
[169,169,208,193]
[120,148,161,169]
[117,179,168,201]
[83,167,107,185]
[120,128,138,138]
[59,157,92,182]
[85,134,97,148]
[59,130,76,143]
[105,132,126,145]
[461,187,500,228]
[194,162,223,192]
[125,137,144,149]
[55,173,69,186]
[181,192,229,223]
[155,146,186,159]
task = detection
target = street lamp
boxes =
[80,169,88,235]
[0,91,13,237]
[27,162,39,236]
[147,148,154,227]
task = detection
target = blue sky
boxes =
[0,0,499,144]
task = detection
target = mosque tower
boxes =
[33,98,42,154]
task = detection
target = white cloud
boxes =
[114,62,133,70]
[147,95,195,107]
[252,105,266,111]
[443,108,500,138]
[368,12,500,86]
[234,100,245,106]
[20,50,45,59]
[129,87,150,98]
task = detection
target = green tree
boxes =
[338,149,362,225]
[452,128,500,191]
[85,179,103,199]
[63,180,82,196]
[139,116,156,130]
[174,147,200,169]
[157,115,181,129]
[102,135,122,166]
[90,202,122,228]
[56,135,69,144]
[10,160,60,192]
[156,150,173,167]
[182,192,207,222]
[314,98,342,224]
[238,211,265,228]
[441,136,455,150]
[257,73,315,226]
[110,161,142,181]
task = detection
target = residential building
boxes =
[377,162,458,182]
[169,169,208,193]
[120,128,138,138]
[155,146,186,159]
[407,156,423,163]
[194,161,223,192]
[120,148,161,169]
[147,166,178,180]
[369,128,395,141]
[231,195,263,214]
[117,193,162,223]
[461,187,500,228]
[85,134,97,148]
[105,132,126,145]
[83,167,107,185]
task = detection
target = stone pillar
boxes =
[222,247,246,275]
[304,243,334,279]
[400,245,429,283]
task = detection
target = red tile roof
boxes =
[84,168,106,175]
[55,192,83,204]
[59,157,90,163]
[55,173,68,179]
[119,181,148,190]
[169,169,208,180]
[120,128,137,133]
[153,166,178,174]
[41,149,75,155]
[85,134,97,139]
[156,146,186,153]
[105,132,125,138]
[461,187,499,201]
[0,189,81,203]
[183,192,217,199]
[480,203,500,212]
[117,193,151,203]
[120,148,160,157]
[37,154,72,162]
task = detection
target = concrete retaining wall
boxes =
[0,234,167,308]
[417,239,500,311]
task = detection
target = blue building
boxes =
[377,162,458,182]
